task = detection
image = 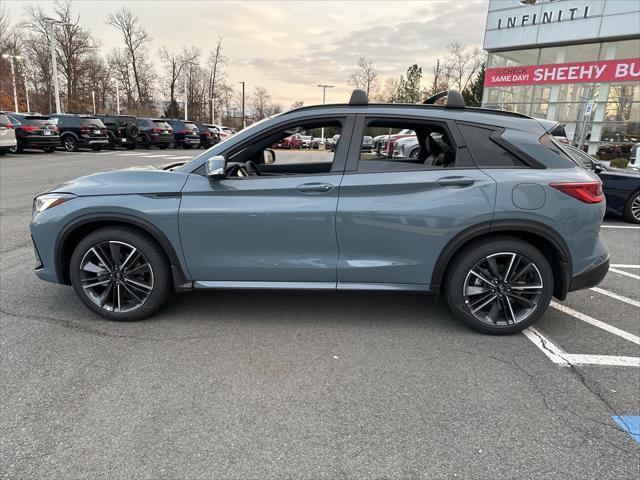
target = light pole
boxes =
[43,17,73,114]
[239,81,245,129]
[111,78,120,114]
[2,54,22,112]
[182,60,198,121]
[317,84,334,142]
[23,73,30,112]
[92,90,96,114]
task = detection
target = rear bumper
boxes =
[568,256,609,292]
[20,136,61,147]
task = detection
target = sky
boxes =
[4,0,489,106]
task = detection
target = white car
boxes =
[300,135,313,148]
[393,136,418,159]
[0,113,17,155]
[212,124,234,139]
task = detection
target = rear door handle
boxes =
[437,176,475,187]
[296,183,334,194]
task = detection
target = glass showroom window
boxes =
[602,39,640,60]
[488,49,539,68]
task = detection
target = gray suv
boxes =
[30,90,609,334]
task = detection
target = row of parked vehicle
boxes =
[0,111,235,154]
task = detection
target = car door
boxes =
[336,114,496,289]
[179,115,355,286]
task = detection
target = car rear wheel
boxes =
[624,191,640,224]
[63,135,79,152]
[445,237,553,334]
[158,144,168,149]
[69,227,172,321]
[43,146,56,153]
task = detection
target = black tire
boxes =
[140,135,151,149]
[158,144,168,149]
[43,146,57,153]
[91,146,103,151]
[11,142,23,153]
[623,191,640,224]
[69,227,172,321]
[106,134,116,150]
[125,143,136,150]
[444,236,554,335]
[125,123,139,140]
[182,144,192,149]
[0,149,6,155]
[62,135,79,152]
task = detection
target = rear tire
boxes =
[183,144,192,149]
[444,236,553,335]
[69,227,172,321]
[623,191,640,224]
[125,144,136,150]
[158,144,168,149]
[63,135,79,152]
[43,146,56,153]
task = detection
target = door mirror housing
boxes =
[593,162,603,173]
[263,148,276,164]
[205,155,227,179]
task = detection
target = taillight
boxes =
[550,181,604,204]
[152,127,162,133]
[20,125,38,132]
[79,127,89,134]
[181,129,190,134]
[0,123,12,129]
[202,131,211,137]
[52,127,59,133]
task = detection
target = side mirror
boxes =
[593,162,603,173]
[263,148,276,164]
[205,155,226,179]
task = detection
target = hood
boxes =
[50,168,189,197]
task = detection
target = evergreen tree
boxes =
[394,65,424,103]
[462,63,485,107]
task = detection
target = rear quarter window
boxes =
[458,124,528,168]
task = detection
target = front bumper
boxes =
[568,256,609,292]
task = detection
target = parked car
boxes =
[393,136,419,159]
[361,135,374,152]
[310,137,323,149]
[136,118,174,149]
[272,133,303,149]
[4,113,60,153]
[164,119,200,149]
[30,89,610,333]
[562,144,640,223]
[327,134,340,152]
[629,143,640,171]
[49,114,109,152]
[193,122,220,149]
[0,113,17,155]
[381,130,415,157]
[203,124,223,146]
[300,135,313,148]
[96,114,139,149]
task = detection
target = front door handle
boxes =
[296,183,334,194]
[437,176,475,187]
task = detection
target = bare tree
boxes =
[350,57,378,96]
[159,46,199,117]
[424,58,450,97]
[106,7,155,110]
[290,99,304,110]
[442,42,485,92]
[207,37,226,123]
[250,87,280,121]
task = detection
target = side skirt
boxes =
[193,281,434,292]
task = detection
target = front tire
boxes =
[624,191,640,224]
[444,236,553,334]
[69,227,172,321]
[43,146,56,153]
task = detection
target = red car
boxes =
[272,133,303,149]
[382,130,415,157]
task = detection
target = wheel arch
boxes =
[431,220,571,300]
[55,213,192,291]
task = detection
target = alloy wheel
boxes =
[79,240,154,313]
[64,137,76,151]
[632,195,640,221]
[463,252,543,326]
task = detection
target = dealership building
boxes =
[482,0,640,154]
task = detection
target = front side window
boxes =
[224,119,343,178]
[355,119,457,172]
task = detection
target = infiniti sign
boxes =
[497,4,590,29]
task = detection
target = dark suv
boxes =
[49,114,109,152]
[136,118,174,149]
[96,114,139,149]
[4,113,60,153]
[164,119,200,149]
[194,122,220,149]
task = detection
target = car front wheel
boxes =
[69,227,172,321]
[624,191,640,224]
[445,237,553,334]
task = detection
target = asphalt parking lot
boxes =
[1,148,638,479]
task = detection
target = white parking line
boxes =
[601,225,640,229]
[590,287,640,308]
[165,155,193,160]
[550,301,640,345]
[139,154,171,158]
[610,268,640,280]
[117,153,146,156]
[523,328,640,367]
[610,264,640,269]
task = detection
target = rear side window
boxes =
[458,124,527,168]
[81,118,105,128]
[153,120,171,129]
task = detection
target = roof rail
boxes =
[349,89,368,105]
[423,89,465,109]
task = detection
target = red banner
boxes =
[484,58,640,87]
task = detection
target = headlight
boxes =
[32,193,76,215]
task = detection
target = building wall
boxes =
[482,0,640,155]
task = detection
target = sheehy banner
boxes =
[484,58,640,87]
